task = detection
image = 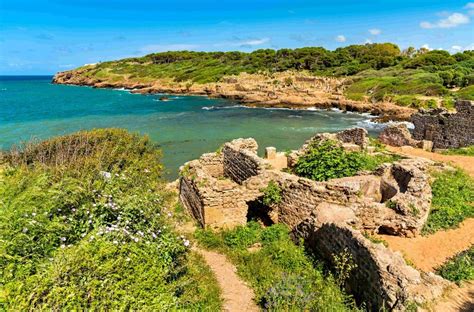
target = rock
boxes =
[379,123,420,147]
[411,100,474,149]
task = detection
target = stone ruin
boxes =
[411,100,473,149]
[178,128,450,311]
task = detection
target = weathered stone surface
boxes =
[379,123,421,148]
[296,221,451,311]
[411,100,474,149]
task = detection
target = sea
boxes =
[0,75,389,179]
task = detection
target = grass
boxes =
[441,145,474,156]
[436,246,474,285]
[194,222,358,311]
[422,169,474,234]
[0,129,221,310]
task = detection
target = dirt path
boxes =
[386,146,474,177]
[380,218,474,272]
[194,247,259,312]
[422,282,474,312]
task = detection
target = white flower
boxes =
[60,237,66,242]
[32,212,37,217]
[183,240,190,247]
[22,227,28,233]
[100,171,112,180]
[126,257,131,261]
[113,240,118,244]
[60,244,66,248]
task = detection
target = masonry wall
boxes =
[223,143,264,184]
[301,222,419,311]
[179,178,205,227]
[411,100,474,149]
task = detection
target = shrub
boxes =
[436,246,474,285]
[260,181,282,206]
[294,140,399,181]
[294,140,363,181]
[422,169,474,234]
[0,130,220,310]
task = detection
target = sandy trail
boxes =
[380,219,474,272]
[194,247,259,312]
[386,146,474,177]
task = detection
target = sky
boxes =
[0,0,473,75]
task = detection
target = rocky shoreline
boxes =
[52,70,415,122]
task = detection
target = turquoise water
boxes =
[0,76,382,178]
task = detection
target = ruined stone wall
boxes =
[179,177,205,226]
[298,222,448,311]
[222,139,266,184]
[411,100,474,149]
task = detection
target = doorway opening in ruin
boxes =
[246,199,274,226]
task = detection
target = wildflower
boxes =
[60,237,66,242]
[151,232,157,239]
[144,169,150,173]
[113,240,118,244]
[126,257,131,261]
[89,220,93,224]
[81,233,86,237]
[22,227,28,233]
[32,212,37,217]
[100,171,112,180]
[60,244,66,248]
[183,240,190,247]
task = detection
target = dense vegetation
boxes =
[0,129,221,310]
[436,246,474,285]
[423,169,474,234]
[72,44,474,107]
[293,139,400,181]
[195,222,358,311]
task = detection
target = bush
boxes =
[436,246,474,285]
[260,181,282,206]
[294,140,399,181]
[422,169,474,234]
[0,129,220,310]
[294,140,363,181]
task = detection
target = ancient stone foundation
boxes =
[411,100,474,149]
[179,128,451,310]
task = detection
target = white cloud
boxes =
[239,38,270,46]
[451,45,462,51]
[420,12,470,29]
[335,35,346,43]
[365,39,373,44]
[464,2,474,9]
[369,28,381,35]
[139,44,199,54]
[59,64,75,68]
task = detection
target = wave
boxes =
[288,115,303,118]
[357,119,414,130]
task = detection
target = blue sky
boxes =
[1,0,473,74]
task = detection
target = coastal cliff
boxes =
[53,69,415,121]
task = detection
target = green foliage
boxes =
[422,169,474,234]
[332,248,358,287]
[436,246,474,285]
[294,140,399,181]
[456,85,474,101]
[294,140,363,181]
[66,44,474,107]
[260,180,282,206]
[0,129,221,310]
[195,223,356,311]
[441,145,474,156]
